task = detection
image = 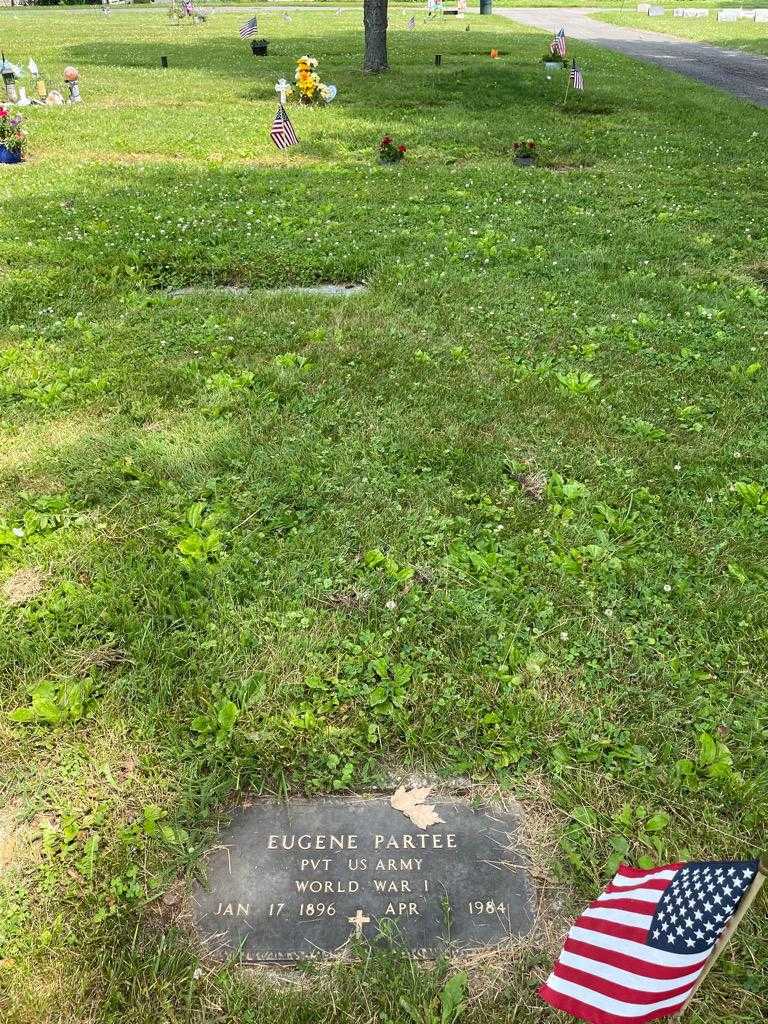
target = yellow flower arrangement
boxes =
[294,55,329,105]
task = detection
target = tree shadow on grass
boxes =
[64,29,638,115]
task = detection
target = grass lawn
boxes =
[596,10,768,56]
[1,7,768,1023]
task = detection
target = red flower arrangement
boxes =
[379,135,406,164]
[513,139,537,167]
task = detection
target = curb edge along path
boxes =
[497,6,768,108]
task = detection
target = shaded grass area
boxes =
[1,8,767,1023]
[596,10,768,55]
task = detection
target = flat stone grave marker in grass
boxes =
[169,283,366,298]
[647,6,666,15]
[191,794,534,963]
[717,8,741,19]
[755,8,768,19]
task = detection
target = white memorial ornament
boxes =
[275,78,291,104]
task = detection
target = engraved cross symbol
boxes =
[347,909,371,937]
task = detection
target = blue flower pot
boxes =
[0,144,23,164]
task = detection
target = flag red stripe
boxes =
[590,898,659,916]
[551,961,695,1005]
[539,984,688,1024]
[615,865,683,879]
[575,914,650,945]
[563,937,706,982]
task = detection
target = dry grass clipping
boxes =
[69,645,132,677]
[2,569,47,608]
[0,803,35,878]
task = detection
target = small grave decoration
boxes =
[544,28,567,76]
[168,0,194,23]
[0,105,27,164]
[513,139,536,167]
[294,56,336,105]
[63,66,82,104]
[542,51,567,70]
[0,56,21,78]
[549,28,567,57]
[275,78,293,104]
[250,39,269,57]
[489,48,500,59]
[379,135,406,164]
[562,58,585,103]
[28,58,47,101]
[171,0,198,21]
[1,54,21,104]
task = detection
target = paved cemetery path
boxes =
[496,6,768,108]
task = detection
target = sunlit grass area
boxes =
[0,7,767,1023]
[596,9,768,55]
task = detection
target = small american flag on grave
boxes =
[551,27,566,57]
[270,104,298,150]
[540,859,763,1024]
[239,16,258,39]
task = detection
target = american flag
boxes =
[270,103,298,150]
[569,58,584,90]
[239,16,258,39]
[540,859,761,1024]
[551,27,566,57]
[406,14,416,30]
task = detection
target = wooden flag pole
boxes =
[678,859,767,1016]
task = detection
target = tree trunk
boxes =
[363,0,389,73]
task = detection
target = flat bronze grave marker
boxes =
[192,795,534,963]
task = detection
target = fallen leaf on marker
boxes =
[390,786,444,830]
